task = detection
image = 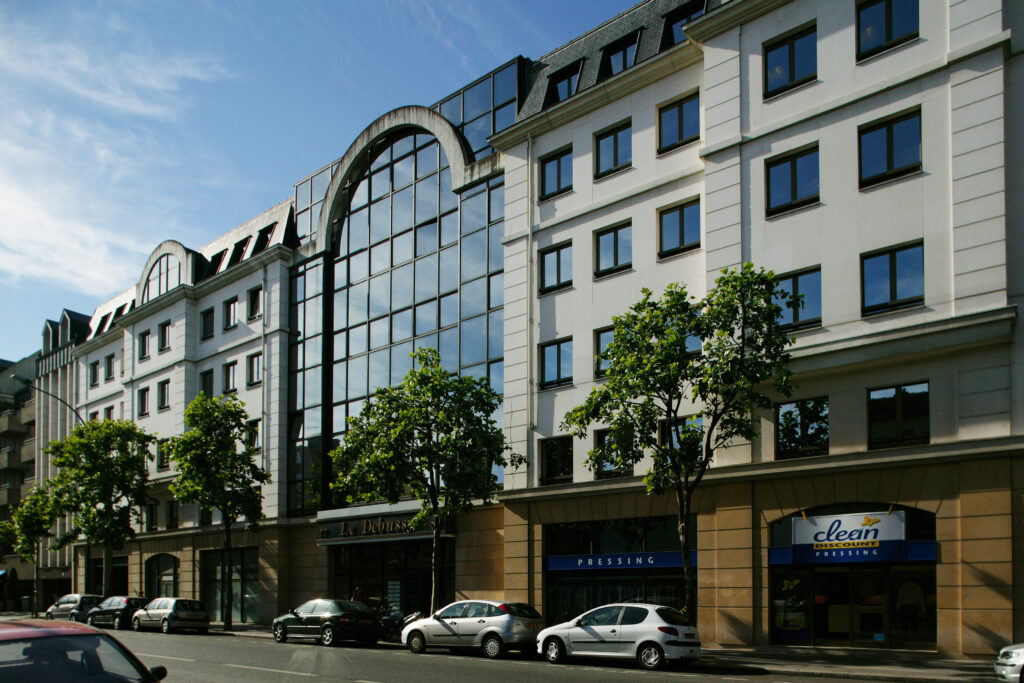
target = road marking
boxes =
[224,663,318,677]
[135,653,196,662]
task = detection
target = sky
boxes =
[0,0,635,362]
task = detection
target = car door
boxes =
[291,600,318,636]
[303,600,331,637]
[54,595,74,619]
[425,602,466,646]
[144,599,166,628]
[567,606,622,656]
[95,598,114,626]
[457,602,492,645]
[616,606,651,656]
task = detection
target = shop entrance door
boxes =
[811,568,887,647]
[850,569,887,646]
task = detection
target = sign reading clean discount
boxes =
[792,511,905,564]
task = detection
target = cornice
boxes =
[683,0,792,44]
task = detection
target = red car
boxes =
[0,619,167,682]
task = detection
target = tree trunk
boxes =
[102,545,113,596]
[430,518,441,614]
[676,482,697,625]
[83,542,90,594]
[32,542,40,617]
[222,520,233,631]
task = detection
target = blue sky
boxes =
[0,0,633,362]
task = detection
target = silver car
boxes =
[131,598,209,634]
[995,643,1024,681]
[402,599,543,658]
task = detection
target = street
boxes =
[112,630,853,682]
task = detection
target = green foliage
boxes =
[11,484,57,562]
[47,420,155,552]
[168,393,270,530]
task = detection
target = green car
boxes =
[272,599,381,647]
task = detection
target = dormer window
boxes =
[545,61,583,107]
[661,0,706,49]
[227,237,251,268]
[142,253,181,304]
[600,31,641,81]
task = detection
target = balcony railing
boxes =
[20,438,35,466]
[0,447,18,470]
[19,398,35,425]
[0,410,25,435]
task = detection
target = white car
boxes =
[995,643,1024,681]
[401,599,543,658]
[537,603,700,671]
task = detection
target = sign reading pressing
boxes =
[544,550,696,571]
[792,511,905,563]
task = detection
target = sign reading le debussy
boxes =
[792,511,905,563]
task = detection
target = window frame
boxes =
[545,61,584,107]
[658,199,701,258]
[223,297,238,331]
[199,369,214,397]
[156,379,170,412]
[858,109,921,188]
[539,337,573,389]
[137,387,150,417]
[594,326,614,379]
[860,241,924,316]
[157,321,171,352]
[539,436,573,486]
[763,24,817,99]
[658,93,700,153]
[539,241,573,294]
[868,381,930,449]
[775,396,830,460]
[246,352,263,387]
[222,361,237,394]
[156,439,170,471]
[166,500,179,529]
[594,223,632,278]
[247,286,263,321]
[856,0,919,62]
[599,30,641,81]
[776,267,822,331]
[146,502,159,532]
[200,308,215,340]
[89,361,100,387]
[104,354,115,381]
[594,429,633,479]
[765,144,820,216]
[137,330,151,361]
[539,146,573,200]
[661,0,705,49]
[103,406,114,421]
[594,121,632,178]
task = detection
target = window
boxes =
[199,369,214,397]
[104,354,115,381]
[539,436,573,485]
[156,439,170,471]
[545,61,583,106]
[600,31,640,80]
[89,361,99,387]
[661,1,705,48]
[659,200,700,257]
[223,361,237,393]
[766,146,819,215]
[199,507,213,526]
[775,268,822,330]
[540,242,572,293]
[103,406,114,421]
[247,352,262,386]
[660,416,701,450]
[166,501,179,530]
[146,502,159,531]
[776,397,829,459]
[88,411,99,422]
[246,419,262,449]
[861,242,923,315]
[857,0,918,61]
[868,382,929,448]
[540,338,573,388]
[764,25,817,98]
[595,122,631,177]
[137,387,149,417]
[858,110,921,187]
[157,379,170,411]
[594,430,632,479]
[658,94,699,152]
[594,326,614,378]
[223,297,238,330]
[138,330,151,360]
[200,308,214,339]
[540,147,573,199]
[248,286,262,321]
[595,224,631,277]
[157,321,171,351]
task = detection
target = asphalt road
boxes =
[110,629,853,682]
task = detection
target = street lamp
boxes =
[10,374,85,426]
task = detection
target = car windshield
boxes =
[175,600,204,612]
[0,634,149,682]
[655,607,692,626]
[506,603,541,618]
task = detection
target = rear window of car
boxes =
[655,607,692,626]
[506,603,542,618]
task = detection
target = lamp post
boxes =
[10,374,85,426]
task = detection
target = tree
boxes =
[47,420,155,596]
[562,264,795,622]
[9,484,58,616]
[168,393,269,631]
[331,348,522,613]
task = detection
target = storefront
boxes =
[768,504,937,648]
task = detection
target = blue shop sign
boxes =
[545,550,697,571]
[768,510,936,565]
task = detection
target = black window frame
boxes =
[89,361,99,387]
[156,439,170,471]
[775,396,830,459]
[539,337,573,389]
[776,267,822,331]
[594,326,614,379]
[545,60,584,107]
[539,241,572,294]
[157,320,171,352]
[595,121,632,178]
[246,352,262,387]
[858,109,921,188]
[658,199,701,258]
[223,297,238,331]
[594,223,632,278]
[146,502,158,532]
[137,387,150,417]
[222,361,237,394]
[860,241,923,316]
[166,500,179,529]
[103,406,114,421]
[763,23,817,99]
[137,330,150,360]
[104,353,115,381]
[200,308,214,340]
[868,381,929,449]
[856,0,919,62]
[661,1,705,49]
[156,379,170,412]
[199,369,214,397]
[247,286,263,321]
[539,436,573,486]
[594,429,633,479]
[658,93,700,153]
[599,30,641,81]
[765,144,820,216]
[540,146,573,200]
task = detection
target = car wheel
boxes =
[544,637,565,664]
[320,625,336,647]
[482,634,504,659]
[132,617,141,631]
[161,619,172,634]
[407,630,426,654]
[113,615,121,630]
[45,612,53,620]
[86,615,95,626]
[637,642,664,671]
[273,623,287,643]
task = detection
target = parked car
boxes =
[536,603,700,671]
[272,599,380,647]
[86,596,151,630]
[402,600,543,659]
[44,594,103,622]
[132,597,209,634]
[0,618,167,681]
[994,643,1024,681]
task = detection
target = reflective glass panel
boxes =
[461,277,487,319]
[461,229,487,281]
[460,315,487,366]
[415,253,438,302]
[393,230,414,264]
[392,308,413,341]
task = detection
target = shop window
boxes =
[201,547,259,624]
[540,338,572,389]
[764,25,817,98]
[540,242,572,293]
[857,0,918,61]
[145,554,178,598]
[776,397,829,459]
[539,436,573,485]
[540,147,573,199]
[861,242,923,316]
[594,223,631,277]
[595,122,632,178]
[766,145,819,216]
[658,94,699,152]
[775,268,822,330]
[868,382,929,448]
[859,110,921,187]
